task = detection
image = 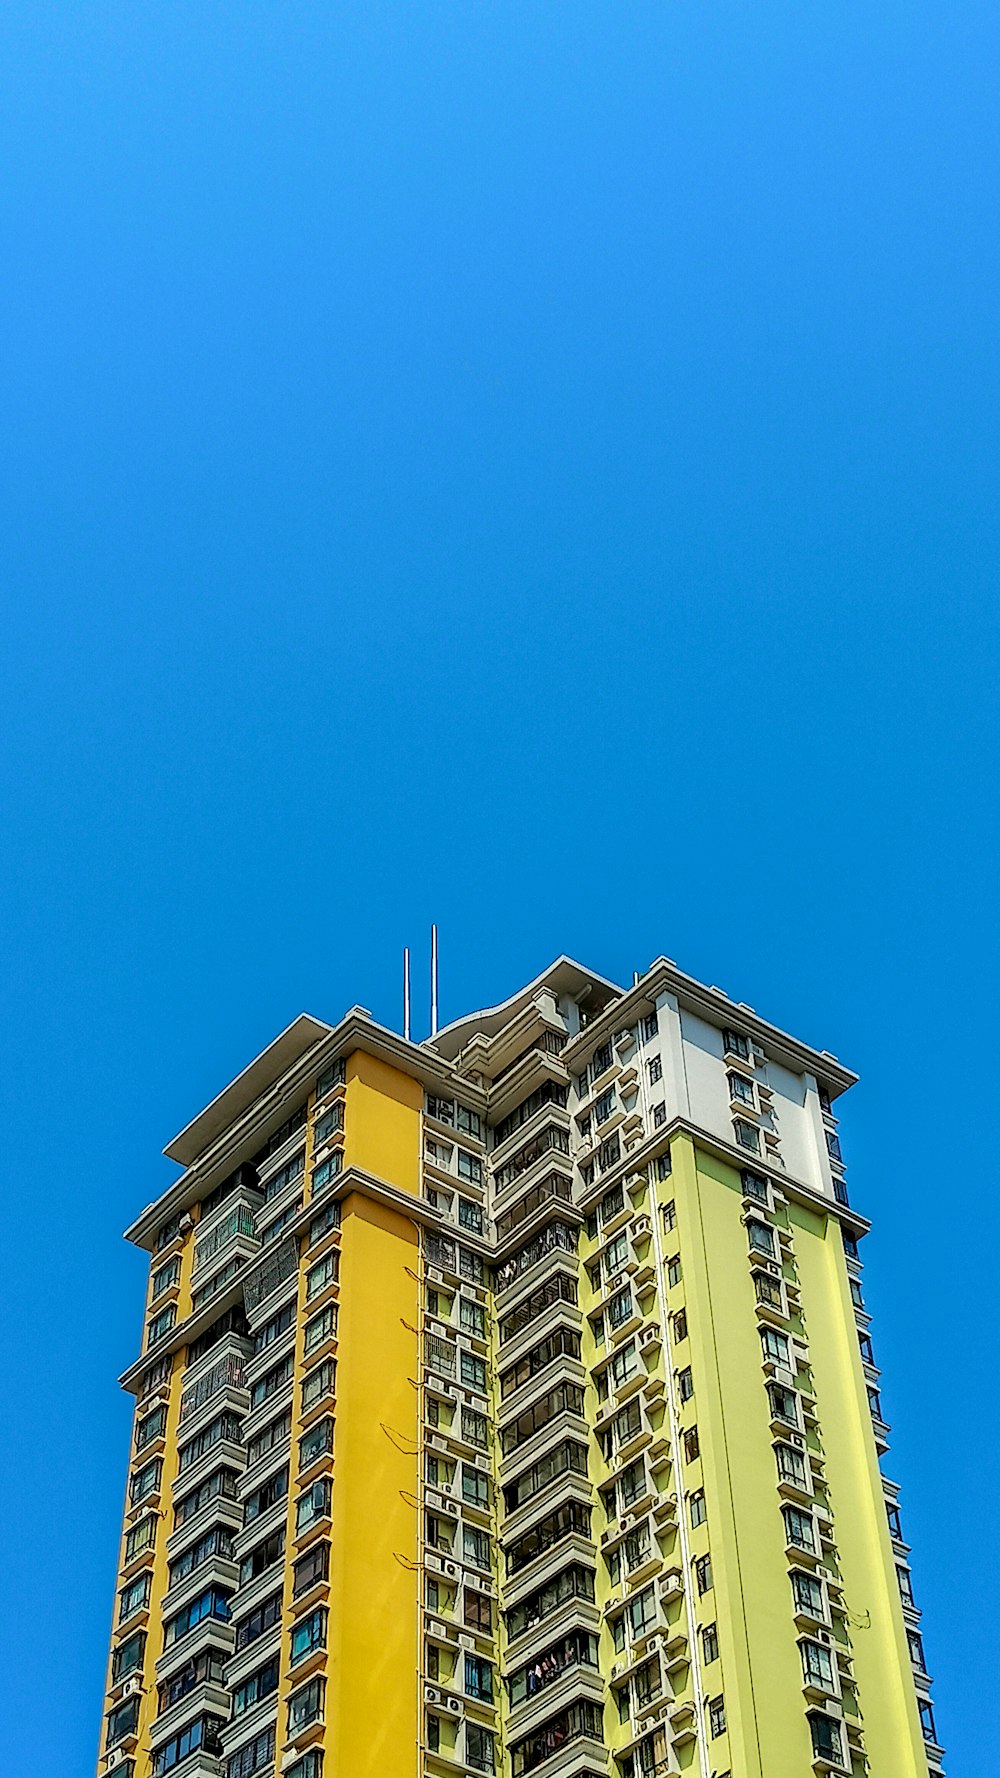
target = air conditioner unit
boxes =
[120,1676,142,1698]
[445,1696,461,1714]
[444,1561,458,1577]
[179,1212,195,1233]
[424,1684,441,1703]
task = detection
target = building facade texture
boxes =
[98,955,943,1778]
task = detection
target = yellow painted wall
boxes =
[675,1138,812,1777]
[343,1049,423,1193]
[793,1210,929,1775]
[325,1049,422,1776]
[323,1191,420,1776]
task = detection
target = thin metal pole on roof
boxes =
[430,925,439,1037]
[403,947,411,1042]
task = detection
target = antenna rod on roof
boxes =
[403,947,411,1042]
[430,924,439,1037]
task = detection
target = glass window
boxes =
[290,1607,327,1666]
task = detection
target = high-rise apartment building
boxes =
[98,954,942,1778]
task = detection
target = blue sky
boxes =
[0,3,996,1771]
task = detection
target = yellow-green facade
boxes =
[98,957,942,1778]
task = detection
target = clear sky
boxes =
[0,2,996,1772]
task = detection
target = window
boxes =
[642,1013,658,1041]
[463,1525,491,1569]
[460,1351,487,1392]
[662,1199,676,1231]
[239,1528,284,1585]
[226,1726,276,1778]
[503,1565,595,1640]
[754,1270,783,1310]
[286,1755,323,1778]
[850,1278,865,1308]
[741,1169,768,1203]
[169,1523,235,1587]
[776,1444,807,1488]
[306,1251,339,1301]
[499,1271,577,1345]
[647,1055,662,1085]
[112,1631,146,1682]
[290,1607,327,1666]
[678,1367,694,1402]
[896,1564,915,1606]
[311,1154,341,1195]
[262,1148,306,1203]
[152,1715,225,1773]
[695,1554,713,1594]
[466,1724,494,1772]
[250,1354,294,1410]
[656,1149,672,1180]
[301,1360,336,1410]
[292,1540,329,1598]
[146,1304,177,1349]
[313,1106,343,1148]
[458,1196,484,1235]
[734,1118,760,1153]
[919,1699,938,1744]
[708,1696,726,1737]
[683,1427,700,1463]
[886,1501,903,1539]
[135,1404,167,1451]
[702,1623,719,1664]
[462,1465,490,1508]
[747,1219,774,1257]
[868,1387,884,1422]
[464,1589,492,1633]
[461,1406,488,1447]
[287,1677,325,1734]
[464,1653,493,1701]
[673,1308,688,1343]
[151,1257,180,1299]
[808,1713,843,1764]
[174,1465,239,1528]
[296,1478,332,1534]
[595,1090,616,1126]
[723,1029,750,1060]
[118,1572,152,1623]
[164,1587,230,1645]
[667,1255,682,1287]
[234,1588,283,1652]
[791,1570,825,1620]
[505,1499,591,1576]
[801,1640,834,1690]
[157,1647,226,1714]
[783,1507,816,1553]
[502,1441,588,1513]
[761,1327,790,1366]
[607,1340,639,1390]
[825,1131,842,1163]
[859,1332,875,1364]
[768,1384,798,1426]
[653,1102,667,1127]
[308,1199,340,1245]
[106,1696,140,1748]
[178,1411,242,1472]
[459,1297,486,1339]
[300,1417,334,1470]
[728,1072,755,1106]
[457,1150,483,1185]
[689,1490,706,1528]
[233,1655,280,1716]
[304,1303,337,1354]
[248,1408,293,1467]
[608,1288,633,1330]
